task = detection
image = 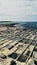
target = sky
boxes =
[0,0,37,21]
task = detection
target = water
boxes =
[17,22,37,30]
[0,21,15,24]
[0,21,37,30]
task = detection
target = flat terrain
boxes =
[0,25,37,65]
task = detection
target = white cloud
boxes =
[0,0,37,21]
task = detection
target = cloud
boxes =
[0,0,37,21]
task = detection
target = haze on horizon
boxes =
[0,0,37,21]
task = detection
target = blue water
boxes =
[0,21,15,24]
[0,21,37,29]
[17,22,37,30]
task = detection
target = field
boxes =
[0,23,37,65]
